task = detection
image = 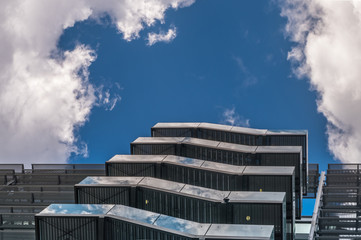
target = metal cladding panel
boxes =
[104,217,195,240]
[232,203,285,240]
[243,166,294,176]
[152,128,195,138]
[244,174,297,219]
[38,204,114,215]
[197,128,259,145]
[106,159,297,220]
[229,126,268,135]
[257,152,302,215]
[205,224,274,240]
[108,154,166,162]
[182,137,220,148]
[76,186,131,205]
[163,155,204,167]
[200,160,245,174]
[180,185,229,201]
[132,137,185,144]
[228,191,285,204]
[217,142,257,153]
[131,141,302,209]
[36,216,99,240]
[78,176,144,185]
[105,215,275,240]
[106,162,157,177]
[161,164,204,186]
[255,146,302,154]
[150,122,308,196]
[154,215,210,236]
[263,134,307,195]
[36,204,276,240]
[135,187,220,223]
[198,123,233,131]
[139,177,185,192]
[153,122,201,128]
[132,143,178,155]
[75,185,285,239]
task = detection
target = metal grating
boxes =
[314,164,361,239]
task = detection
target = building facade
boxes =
[1,122,341,240]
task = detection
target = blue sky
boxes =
[58,1,333,172]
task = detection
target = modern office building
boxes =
[2,122,345,240]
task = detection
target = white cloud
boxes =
[0,0,195,165]
[280,0,361,163]
[147,27,177,46]
[221,107,250,127]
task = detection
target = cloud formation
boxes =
[0,0,194,165]
[221,107,250,127]
[280,0,361,163]
[148,27,177,46]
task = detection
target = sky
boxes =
[1,0,361,214]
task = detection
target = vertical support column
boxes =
[309,171,325,240]
[97,217,104,240]
[35,216,40,240]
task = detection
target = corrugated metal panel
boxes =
[150,123,307,196]
[104,217,193,240]
[76,182,286,239]
[36,216,98,240]
[106,160,297,219]
[76,187,130,205]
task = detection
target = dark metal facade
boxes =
[104,217,196,240]
[130,137,303,213]
[74,177,287,240]
[105,155,298,221]
[151,122,308,195]
[35,204,275,240]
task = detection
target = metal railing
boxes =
[309,171,325,240]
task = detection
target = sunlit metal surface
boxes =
[36,204,275,240]
[39,204,114,215]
